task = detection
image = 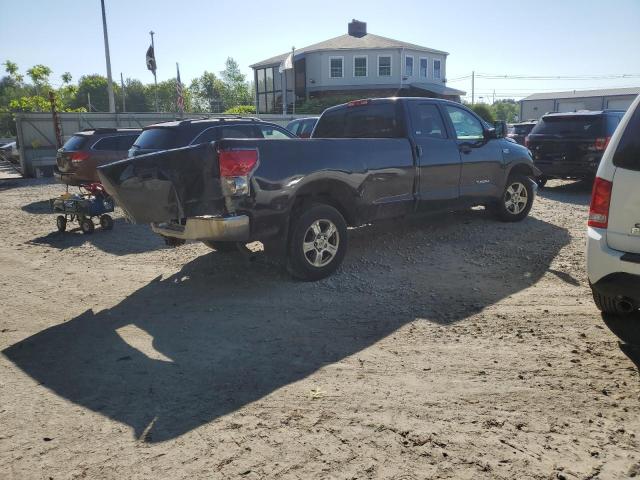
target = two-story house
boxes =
[250,20,465,114]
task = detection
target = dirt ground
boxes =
[0,178,638,480]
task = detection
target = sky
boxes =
[1,0,639,102]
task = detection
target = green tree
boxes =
[491,99,519,123]
[465,103,495,123]
[26,64,52,96]
[122,79,151,112]
[3,60,23,83]
[72,74,111,111]
[190,71,225,112]
[155,78,192,113]
[219,57,252,110]
[61,72,72,84]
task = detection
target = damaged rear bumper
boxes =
[151,215,250,242]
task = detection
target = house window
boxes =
[330,57,344,78]
[255,67,279,113]
[354,56,367,77]
[420,57,428,78]
[378,56,391,77]
[405,55,413,76]
[433,59,442,79]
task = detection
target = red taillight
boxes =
[588,177,613,229]
[218,149,258,177]
[347,99,370,107]
[593,137,611,152]
[524,135,530,147]
[70,151,90,162]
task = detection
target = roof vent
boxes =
[348,19,367,37]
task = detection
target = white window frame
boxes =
[419,56,429,78]
[353,55,368,78]
[377,55,392,77]
[404,54,414,77]
[329,56,344,79]
[433,59,442,80]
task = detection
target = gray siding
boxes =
[521,94,638,120]
[304,48,447,92]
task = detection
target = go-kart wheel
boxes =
[100,214,114,230]
[56,215,67,232]
[80,218,95,234]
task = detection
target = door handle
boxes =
[459,144,472,154]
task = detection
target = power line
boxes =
[448,72,640,82]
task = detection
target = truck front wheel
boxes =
[287,204,347,281]
[494,174,535,222]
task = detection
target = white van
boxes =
[587,94,640,328]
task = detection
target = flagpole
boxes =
[150,30,158,112]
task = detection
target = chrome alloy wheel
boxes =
[303,219,340,267]
[504,182,528,215]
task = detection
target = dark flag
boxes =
[176,63,184,116]
[146,46,157,73]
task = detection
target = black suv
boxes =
[507,121,536,145]
[526,110,624,186]
[128,117,295,157]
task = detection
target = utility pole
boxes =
[120,72,126,112]
[100,0,116,112]
[150,31,158,112]
[471,70,475,105]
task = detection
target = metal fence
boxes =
[14,112,310,177]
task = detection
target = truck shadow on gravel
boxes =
[538,180,592,206]
[4,210,570,443]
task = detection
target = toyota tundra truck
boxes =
[98,97,541,280]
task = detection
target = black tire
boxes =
[591,287,638,315]
[287,203,347,281]
[203,241,239,253]
[601,313,640,346]
[80,218,95,234]
[494,174,535,222]
[99,214,114,231]
[56,215,67,232]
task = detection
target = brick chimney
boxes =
[348,19,367,37]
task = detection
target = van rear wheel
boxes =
[287,203,347,281]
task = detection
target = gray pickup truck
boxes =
[99,97,541,280]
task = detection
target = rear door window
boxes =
[219,125,257,138]
[62,135,88,151]
[191,127,221,144]
[133,128,178,149]
[408,103,447,139]
[117,135,139,150]
[531,116,604,137]
[613,104,640,171]
[92,136,122,150]
[314,102,402,138]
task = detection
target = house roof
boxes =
[250,33,449,69]
[521,87,640,102]
[410,82,466,97]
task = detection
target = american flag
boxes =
[176,62,184,116]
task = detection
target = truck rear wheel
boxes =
[287,203,347,281]
[494,174,534,222]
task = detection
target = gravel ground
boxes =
[0,178,638,480]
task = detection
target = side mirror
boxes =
[493,120,507,138]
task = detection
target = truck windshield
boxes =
[313,103,402,138]
[531,116,604,138]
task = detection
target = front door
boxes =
[442,105,505,200]
[407,101,461,204]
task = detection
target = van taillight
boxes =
[70,151,90,163]
[219,149,258,177]
[594,137,611,152]
[588,177,613,229]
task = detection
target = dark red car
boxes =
[55,128,141,185]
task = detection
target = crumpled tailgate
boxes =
[97,142,225,224]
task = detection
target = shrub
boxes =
[223,105,255,114]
